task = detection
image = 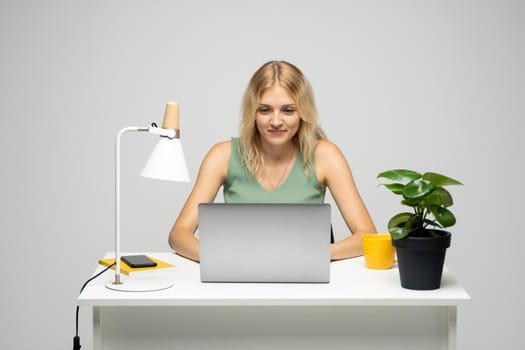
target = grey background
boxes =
[3,0,524,349]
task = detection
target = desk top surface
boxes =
[78,252,471,307]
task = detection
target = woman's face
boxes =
[255,84,301,149]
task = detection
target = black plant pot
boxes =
[392,231,451,290]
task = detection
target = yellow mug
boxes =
[362,233,396,269]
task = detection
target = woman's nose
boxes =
[270,112,283,127]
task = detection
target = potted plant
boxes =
[377,169,462,290]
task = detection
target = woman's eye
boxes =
[258,107,271,114]
[282,107,296,115]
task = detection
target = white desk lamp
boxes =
[106,101,190,292]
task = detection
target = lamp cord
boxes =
[74,262,115,350]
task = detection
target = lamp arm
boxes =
[114,126,150,284]
[113,124,180,285]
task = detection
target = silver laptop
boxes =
[198,203,331,283]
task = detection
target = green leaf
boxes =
[401,197,422,207]
[423,172,463,187]
[377,169,421,183]
[381,183,405,195]
[406,213,422,230]
[389,227,411,240]
[403,179,436,200]
[425,187,453,207]
[429,204,456,228]
[388,212,412,229]
[387,212,417,239]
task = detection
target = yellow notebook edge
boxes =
[98,255,175,276]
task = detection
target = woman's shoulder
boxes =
[314,139,349,172]
[315,139,343,158]
[313,140,353,187]
[206,140,232,159]
[199,140,232,180]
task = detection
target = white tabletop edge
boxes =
[77,252,471,307]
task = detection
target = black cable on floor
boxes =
[74,263,115,350]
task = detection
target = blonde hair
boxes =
[239,61,327,175]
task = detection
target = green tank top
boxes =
[223,138,325,203]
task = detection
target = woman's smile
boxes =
[268,129,287,136]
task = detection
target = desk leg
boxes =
[447,306,457,350]
[93,307,101,350]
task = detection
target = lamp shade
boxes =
[140,137,190,182]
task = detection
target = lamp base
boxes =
[105,278,174,292]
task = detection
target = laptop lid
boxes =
[198,203,331,283]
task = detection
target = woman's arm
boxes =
[315,140,377,260]
[168,141,231,261]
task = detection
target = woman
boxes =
[169,60,376,261]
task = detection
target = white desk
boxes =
[78,252,470,350]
